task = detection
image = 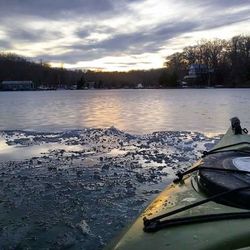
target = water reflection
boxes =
[0,136,83,161]
[0,89,250,134]
[82,94,125,129]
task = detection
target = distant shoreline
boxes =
[1,86,250,91]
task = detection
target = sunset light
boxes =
[1,0,250,71]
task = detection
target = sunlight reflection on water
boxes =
[0,137,83,161]
[0,89,250,134]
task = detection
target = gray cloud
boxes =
[73,21,198,52]
[34,7,250,65]
[5,28,63,42]
[76,25,115,39]
[191,5,250,31]
[0,39,13,50]
[184,0,249,11]
[1,24,65,46]
[0,0,247,18]
[0,0,142,20]
[34,21,199,64]
[0,0,111,18]
[0,0,249,69]
[35,49,104,64]
[76,29,90,39]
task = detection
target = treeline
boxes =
[0,53,164,89]
[1,35,250,89]
[0,53,83,88]
[82,69,163,88]
[163,35,250,87]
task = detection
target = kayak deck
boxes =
[212,128,250,151]
[107,172,250,249]
[106,127,250,250]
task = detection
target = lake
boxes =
[1,89,249,134]
[1,88,248,249]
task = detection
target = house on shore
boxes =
[188,64,208,76]
[183,64,212,87]
[1,81,35,91]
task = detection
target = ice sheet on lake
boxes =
[0,128,220,249]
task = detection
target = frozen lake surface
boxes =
[1,89,250,134]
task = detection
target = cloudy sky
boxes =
[0,0,250,71]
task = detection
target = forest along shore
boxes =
[0,128,219,249]
[1,36,250,90]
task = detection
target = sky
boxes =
[0,0,250,71]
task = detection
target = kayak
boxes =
[106,118,250,250]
